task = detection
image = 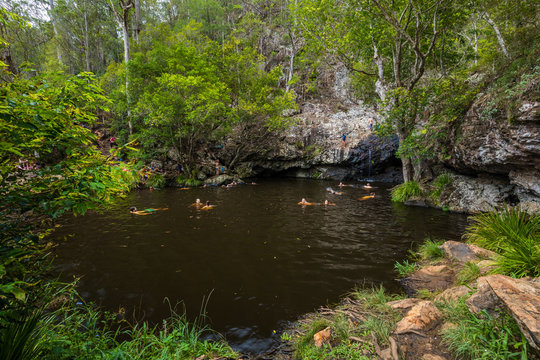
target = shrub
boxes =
[147,173,166,189]
[394,260,419,278]
[185,178,202,187]
[464,206,540,277]
[391,181,424,202]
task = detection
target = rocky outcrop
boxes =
[430,82,540,213]
[221,103,401,181]
[466,275,540,350]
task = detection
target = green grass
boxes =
[456,262,481,285]
[0,311,50,360]
[464,206,540,277]
[430,173,453,201]
[391,181,424,202]
[440,300,529,359]
[394,260,420,278]
[292,286,402,359]
[418,239,445,260]
[23,283,237,360]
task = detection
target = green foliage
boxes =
[185,178,202,187]
[418,239,445,261]
[391,181,424,202]
[441,301,529,359]
[0,311,49,360]
[456,262,482,285]
[464,206,540,277]
[146,173,166,189]
[394,260,420,278]
[103,22,296,172]
[35,284,236,360]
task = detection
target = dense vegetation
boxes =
[1,0,539,358]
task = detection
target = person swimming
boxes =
[298,198,322,206]
[130,206,168,215]
[191,199,203,207]
[324,200,336,206]
[326,187,343,195]
[363,183,373,189]
[359,193,375,201]
[201,200,215,210]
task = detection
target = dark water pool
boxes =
[52,178,468,354]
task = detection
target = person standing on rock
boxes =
[368,118,374,131]
[341,133,347,149]
[215,160,221,175]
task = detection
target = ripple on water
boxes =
[52,178,468,354]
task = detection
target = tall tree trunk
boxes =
[134,0,141,44]
[109,0,134,134]
[48,0,63,64]
[483,12,509,58]
[83,8,91,72]
[397,130,414,182]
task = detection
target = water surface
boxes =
[53,179,468,353]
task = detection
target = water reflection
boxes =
[52,178,468,354]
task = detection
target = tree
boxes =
[295,0,462,181]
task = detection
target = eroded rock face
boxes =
[220,103,401,181]
[434,88,540,213]
[466,275,540,350]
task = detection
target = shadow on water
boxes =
[52,178,468,354]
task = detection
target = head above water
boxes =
[196,198,201,204]
[130,206,137,212]
[206,200,210,206]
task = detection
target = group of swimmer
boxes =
[131,181,377,214]
[299,182,376,206]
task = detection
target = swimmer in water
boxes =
[326,187,343,195]
[130,206,168,215]
[363,183,373,189]
[324,200,336,206]
[359,193,375,201]
[201,200,215,210]
[191,199,203,207]
[298,198,321,206]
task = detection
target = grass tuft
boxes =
[418,239,445,261]
[394,260,420,278]
[456,262,481,285]
[391,181,424,202]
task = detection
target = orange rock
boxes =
[313,326,332,347]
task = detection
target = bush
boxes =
[391,181,424,202]
[185,178,202,187]
[147,173,166,189]
[464,206,540,277]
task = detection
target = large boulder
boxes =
[440,241,496,262]
[399,265,455,296]
[466,275,540,350]
[395,301,443,335]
